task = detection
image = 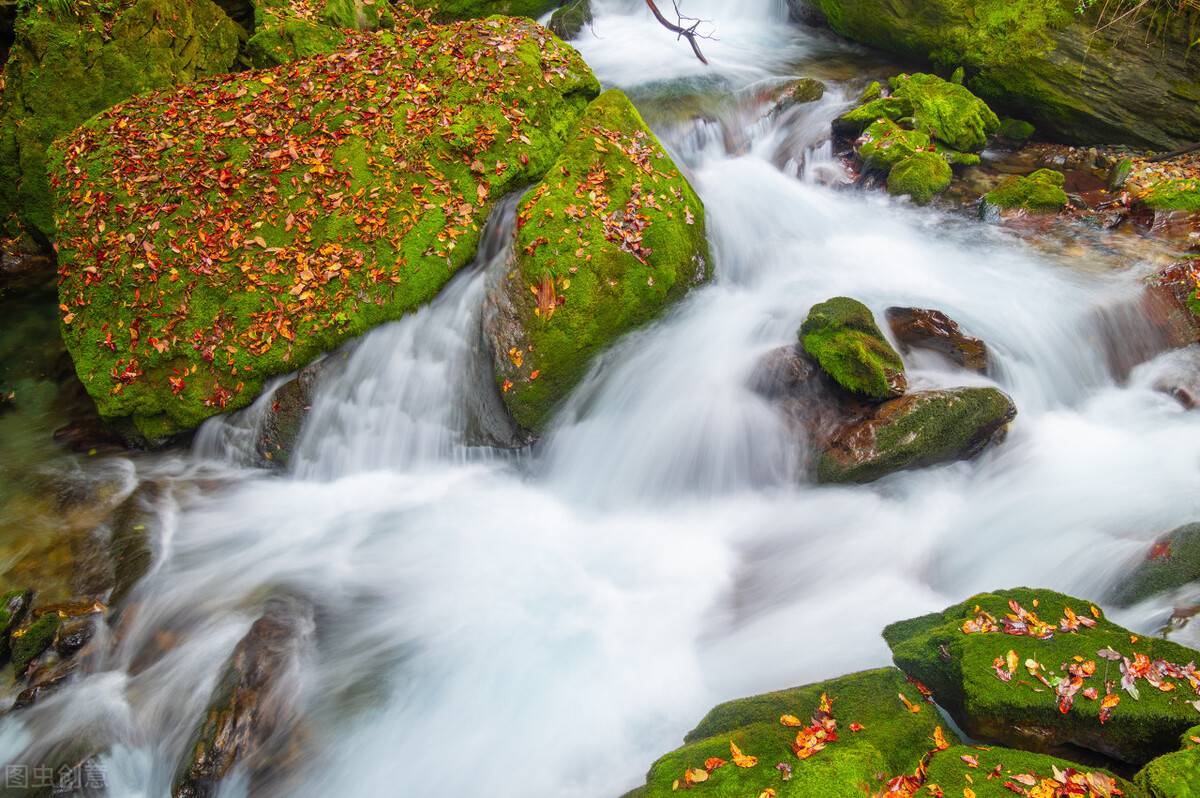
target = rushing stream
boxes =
[4,2,1200,796]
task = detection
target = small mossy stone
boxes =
[785,77,826,105]
[549,0,591,39]
[799,297,906,400]
[982,168,1068,213]
[1110,523,1200,607]
[1108,157,1134,191]
[997,117,1035,142]
[884,587,1200,765]
[490,89,710,433]
[950,66,965,84]
[926,744,1134,797]
[11,611,60,670]
[887,152,952,205]
[1143,179,1200,213]
[887,72,999,153]
[1134,725,1200,798]
[858,80,883,104]
[858,118,930,172]
[633,668,959,798]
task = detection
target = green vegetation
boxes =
[799,297,906,400]
[1135,724,1200,798]
[549,0,591,39]
[887,152,953,205]
[51,17,600,440]
[858,119,931,172]
[492,89,709,433]
[888,72,999,153]
[983,168,1069,212]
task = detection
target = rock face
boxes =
[801,0,1200,148]
[817,388,1015,483]
[487,89,709,433]
[884,587,1200,765]
[626,668,958,797]
[51,17,600,441]
[173,597,314,798]
[1110,523,1200,607]
[800,297,906,401]
[0,0,241,241]
[885,307,989,373]
[982,168,1069,214]
[1135,725,1200,798]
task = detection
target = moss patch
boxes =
[887,152,953,204]
[984,168,1069,213]
[885,587,1200,765]
[1135,724,1200,798]
[0,0,241,239]
[799,297,906,400]
[1111,523,1200,607]
[52,17,600,440]
[11,611,60,669]
[1142,179,1200,213]
[998,117,1036,142]
[490,89,709,433]
[549,0,590,39]
[925,744,1134,797]
[633,668,958,798]
[409,0,560,22]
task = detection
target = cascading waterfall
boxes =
[3,4,1200,797]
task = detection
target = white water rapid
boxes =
[4,4,1200,797]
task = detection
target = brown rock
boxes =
[885,307,989,373]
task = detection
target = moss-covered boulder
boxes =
[1135,725,1200,798]
[487,89,709,433]
[548,0,590,39]
[629,668,959,798]
[51,17,600,441]
[885,587,1200,765]
[1111,523,1200,607]
[887,152,953,205]
[243,0,393,68]
[409,0,561,22]
[817,387,1015,483]
[858,118,932,172]
[997,117,1036,142]
[799,298,906,400]
[1142,180,1200,214]
[925,744,1134,798]
[802,0,1200,148]
[982,168,1069,214]
[0,0,241,240]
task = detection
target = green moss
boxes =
[548,0,590,39]
[1143,180,1200,213]
[925,744,1135,797]
[1111,523,1200,607]
[800,297,905,400]
[1109,157,1134,191]
[245,14,350,67]
[11,611,60,669]
[858,118,931,172]
[0,0,241,240]
[857,80,883,103]
[998,117,1036,141]
[783,77,826,105]
[884,587,1200,765]
[1135,725,1200,797]
[887,72,999,152]
[633,668,958,798]
[887,152,953,204]
[983,168,1069,212]
[832,96,913,136]
[817,387,1016,484]
[493,89,709,433]
[408,0,560,21]
[52,18,600,440]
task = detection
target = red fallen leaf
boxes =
[1100,692,1120,724]
[703,757,725,772]
[1149,541,1173,560]
[960,754,979,768]
[1083,687,1099,700]
[529,370,540,381]
[849,722,865,732]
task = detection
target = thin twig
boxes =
[644,0,713,64]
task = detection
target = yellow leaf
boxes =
[780,715,803,727]
[729,740,757,768]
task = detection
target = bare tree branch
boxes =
[644,0,713,64]
[1145,142,1200,163]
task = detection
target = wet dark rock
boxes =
[1111,523,1200,607]
[106,484,159,609]
[885,307,989,373]
[173,596,314,798]
[255,359,329,468]
[54,615,97,658]
[0,237,53,294]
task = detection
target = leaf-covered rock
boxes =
[816,387,1015,483]
[243,0,394,68]
[924,744,1134,798]
[884,587,1200,765]
[1111,523,1200,607]
[1135,724,1200,798]
[409,0,562,22]
[487,89,709,433]
[51,17,600,441]
[982,168,1069,214]
[0,0,241,239]
[799,297,906,400]
[628,668,959,798]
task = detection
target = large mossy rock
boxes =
[629,668,958,797]
[0,0,241,240]
[244,0,394,68]
[884,587,1200,765]
[925,744,1134,798]
[799,297,906,400]
[817,387,1015,483]
[409,0,561,22]
[802,0,1200,148]
[487,89,709,433]
[982,168,1069,214]
[1111,523,1200,607]
[1142,179,1200,214]
[51,17,600,441]
[1135,725,1200,798]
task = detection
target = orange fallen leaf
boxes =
[730,740,757,768]
[780,715,803,727]
[899,692,922,713]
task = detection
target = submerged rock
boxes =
[884,587,1200,765]
[799,297,906,400]
[173,596,314,798]
[0,0,241,240]
[801,0,1200,148]
[52,17,599,441]
[487,89,709,434]
[816,387,1015,483]
[1110,524,1200,607]
[885,307,989,373]
[1134,725,1200,798]
[779,77,826,108]
[982,168,1069,214]
[626,668,958,797]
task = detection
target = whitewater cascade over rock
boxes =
[3,3,1200,797]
